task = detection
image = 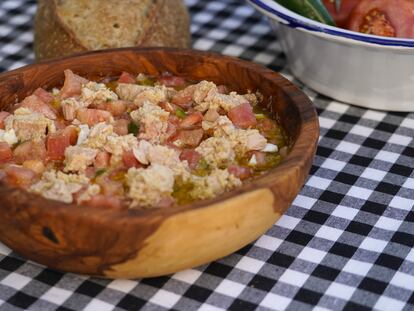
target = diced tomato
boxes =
[84,167,96,179]
[117,71,136,84]
[228,165,252,180]
[122,150,142,168]
[0,142,13,163]
[203,108,219,122]
[64,126,78,145]
[166,121,179,141]
[0,111,10,129]
[96,175,125,196]
[76,108,112,126]
[60,69,88,99]
[94,100,127,117]
[177,129,204,147]
[62,104,76,121]
[20,94,57,120]
[14,140,46,164]
[172,85,196,108]
[54,119,69,130]
[159,73,186,87]
[46,126,78,161]
[347,0,414,38]
[179,149,201,169]
[180,112,203,129]
[94,151,110,169]
[322,0,359,27]
[4,165,37,187]
[113,119,129,136]
[106,100,127,116]
[217,85,229,94]
[33,87,54,105]
[22,160,45,175]
[85,195,124,210]
[157,196,175,208]
[254,151,267,166]
[159,101,178,113]
[228,103,257,129]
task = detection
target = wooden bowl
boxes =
[0,48,319,279]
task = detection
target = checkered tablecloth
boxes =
[0,0,413,310]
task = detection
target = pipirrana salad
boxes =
[0,70,288,209]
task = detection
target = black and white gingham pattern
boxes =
[0,0,413,310]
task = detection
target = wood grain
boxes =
[0,48,319,278]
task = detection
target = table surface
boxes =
[0,0,413,310]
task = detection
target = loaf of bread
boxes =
[34,0,191,60]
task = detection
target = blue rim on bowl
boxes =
[247,0,414,48]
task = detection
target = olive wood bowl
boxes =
[0,48,319,279]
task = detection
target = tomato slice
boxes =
[322,0,359,27]
[347,0,414,38]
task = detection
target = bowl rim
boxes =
[247,0,414,48]
[0,47,319,219]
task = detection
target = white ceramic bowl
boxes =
[247,0,414,111]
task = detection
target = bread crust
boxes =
[34,0,191,61]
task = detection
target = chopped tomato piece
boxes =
[322,0,359,27]
[0,142,13,163]
[117,71,136,84]
[22,160,45,175]
[76,108,112,126]
[94,151,110,169]
[4,165,37,187]
[228,103,257,129]
[20,94,57,120]
[122,150,142,168]
[347,0,414,38]
[94,100,127,117]
[179,149,201,169]
[159,73,186,87]
[33,87,54,105]
[254,151,267,166]
[14,140,46,164]
[0,111,10,129]
[84,167,96,179]
[172,85,196,108]
[158,195,175,208]
[228,165,252,180]
[60,69,88,99]
[203,108,219,122]
[85,195,124,210]
[96,175,125,196]
[177,129,204,147]
[113,119,129,136]
[217,85,229,94]
[159,101,178,113]
[46,126,78,161]
[166,121,179,142]
[180,112,203,129]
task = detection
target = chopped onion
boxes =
[261,143,278,153]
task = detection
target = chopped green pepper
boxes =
[175,107,187,119]
[94,168,107,178]
[274,0,335,26]
[128,121,139,135]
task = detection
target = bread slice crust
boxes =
[34,0,191,60]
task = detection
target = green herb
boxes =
[128,121,139,135]
[255,113,265,120]
[137,76,156,86]
[193,158,210,177]
[175,107,187,119]
[274,0,335,26]
[94,168,107,178]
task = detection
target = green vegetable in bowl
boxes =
[274,0,336,26]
